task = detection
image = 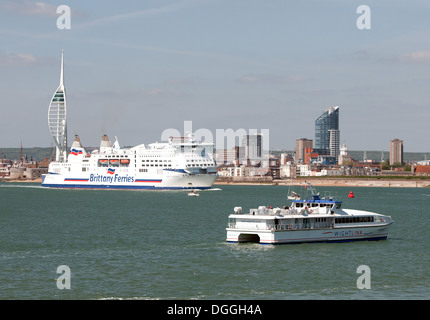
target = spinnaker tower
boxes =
[48,50,68,162]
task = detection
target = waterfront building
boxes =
[329,129,340,162]
[295,138,313,162]
[389,139,404,165]
[304,148,319,164]
[242,134,262,163]
[279,162,295,178]
[314,106,339,157]
[215,147,239,165]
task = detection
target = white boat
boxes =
[188,190,200,197]
[287,191,300,200]
[42,134,219,190]
[226,184,393,244]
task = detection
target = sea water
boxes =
[0,182,428,299]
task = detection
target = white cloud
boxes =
[0,1,57,16]
[399,51,430,62]
[238,74,308,84]
[74,0,197,30]
[0,52,37,66]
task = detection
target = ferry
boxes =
[42,134,218,190]
[226,184,393,244]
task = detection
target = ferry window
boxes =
[336,204,341,209]
[98,159,109,167]
[109,159,120,167]
[120,159,130,167]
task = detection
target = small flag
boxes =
[69,148,83,156]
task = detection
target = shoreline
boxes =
[215,177,430,188]
[1,178,42,183]
[2,177,430,188]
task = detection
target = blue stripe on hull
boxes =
[41,183,211,190]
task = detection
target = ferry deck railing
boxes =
[227,221,333,231]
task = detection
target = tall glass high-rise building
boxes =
[314,106,339,156]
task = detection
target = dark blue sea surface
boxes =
[0,182,429,299]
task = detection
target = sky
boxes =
[0,0,429,152]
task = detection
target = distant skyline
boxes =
[0,0,429,152]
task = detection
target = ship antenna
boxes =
[60,49,64,87]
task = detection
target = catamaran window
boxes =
[335,216,374,224]
[335,204,341,209]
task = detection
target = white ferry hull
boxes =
[42,171,218,190]
[227,224,391,245]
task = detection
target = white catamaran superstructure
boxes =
[42,134,218,189]
[226,184,393,244]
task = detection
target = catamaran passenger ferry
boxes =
[226,184,393,244]
[42,134,218,190]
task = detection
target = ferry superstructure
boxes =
[226,184,393,244]
[42,134,218,190]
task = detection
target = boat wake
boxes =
[207,188,222,191]
[0,183,44,189]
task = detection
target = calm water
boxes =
[0,182,429,300]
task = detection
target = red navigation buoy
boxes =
[348,191,355,198]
